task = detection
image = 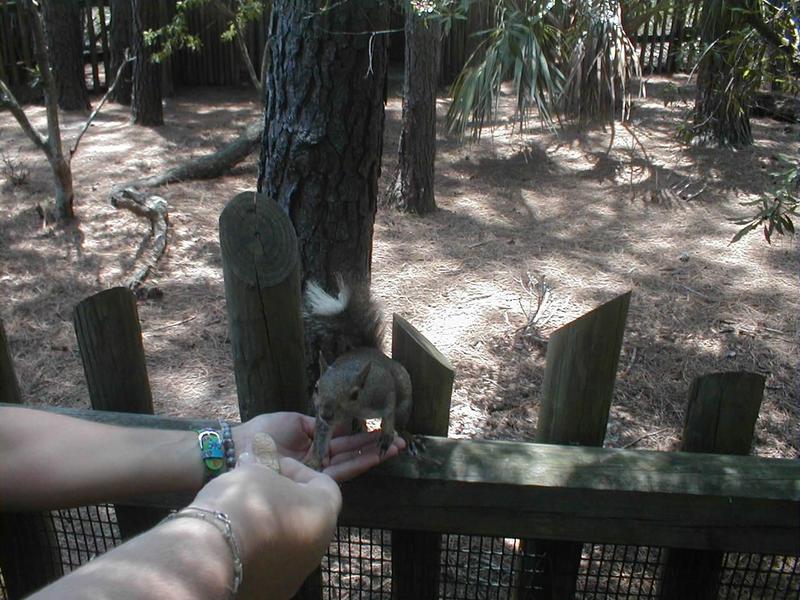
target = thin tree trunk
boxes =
[131,0,163,125]
[41,0,91,111]
[110,0,133,104]
[387,2,440,214]
[28,0,74,218]
[50,156,75,220]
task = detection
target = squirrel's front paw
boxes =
[400,431,425,456]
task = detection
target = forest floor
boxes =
[1,74,797,459]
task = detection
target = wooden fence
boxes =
[1,190,798,600]
[1,0,708,99]
[0,0,271,95]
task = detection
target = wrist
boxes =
[158,512,240,598]
[195,421,238,483]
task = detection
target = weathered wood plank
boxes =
[97,2,111,86]
[535,291,630,447]
[391,314,455,600]
[73,287,167,539]
[5,404,797,555]
[0,318,21,405]
[660,371,766,599]
[73,287,154,413]
[219,191,308,420]
[523,291,630,599]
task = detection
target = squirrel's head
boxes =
[313,351,372,422]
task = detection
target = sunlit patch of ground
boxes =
[1,77,796,458]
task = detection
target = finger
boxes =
[329,443,398,466]
[278,457,321,484]
[328,430,382,454]
[299,414,316,438]
[323,453,382,483]
[331,420,352,437]
[280,458,342,509]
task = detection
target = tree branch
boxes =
[211,0,262,92]
[0,78,49,155]
[729,0,800,62]
[70,53,134,158]
[22,0,65,159]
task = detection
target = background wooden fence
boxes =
[0,0,705,99]
[1,190,798,599]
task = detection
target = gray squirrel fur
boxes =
[303,275,412,470]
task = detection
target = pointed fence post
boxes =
[518,291,631,599]
[73,286,168,539]
[390,314,455,600]
[0,319,65,598]
[659,371,765,600]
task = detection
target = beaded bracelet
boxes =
[162,507,242,598]
[219,420,236,471]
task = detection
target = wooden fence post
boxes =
[0,318,21,405]
[219,191,314,599]
[0,319,65,598]
[219,191,307,420]
[390,314,455,600]
[659,371,765,600]
[518,291,631,600]
[73,287,167,539]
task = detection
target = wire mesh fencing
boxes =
[2,511,799,599]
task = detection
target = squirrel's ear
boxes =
[318,351,329,374]
[355,362,372,388]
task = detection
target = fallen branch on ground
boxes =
[108,119,262,289]
[110,186,169,290]
[126,120,262,189]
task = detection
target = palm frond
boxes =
[446,0,563,139]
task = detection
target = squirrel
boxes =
[302,275,412,470]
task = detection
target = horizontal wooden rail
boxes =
[4,404,798,556]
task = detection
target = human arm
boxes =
[0,406,404,511]
[28,455,341,600]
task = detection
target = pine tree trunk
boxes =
[109,0,133,104]
[691,0,752,146]
[387,3,440,214]
[257,0,389,286]
[41,0,90,112]
[131,0,163,126]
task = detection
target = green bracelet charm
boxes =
[197,429,225,481]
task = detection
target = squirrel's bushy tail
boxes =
[303,274,384,354]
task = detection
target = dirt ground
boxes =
[1,74,797,459]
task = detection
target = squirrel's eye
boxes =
[349,389,359,401]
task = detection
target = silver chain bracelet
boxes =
[162,506,243,597]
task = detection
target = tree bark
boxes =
[41,0,91,111]
[257,0,389,287]
[109,0,133,104]
[387,3,440,214]
[131,0,163,126]
[691,0,753,146]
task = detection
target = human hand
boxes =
[233,413,406,482]
[192,454,341,599]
